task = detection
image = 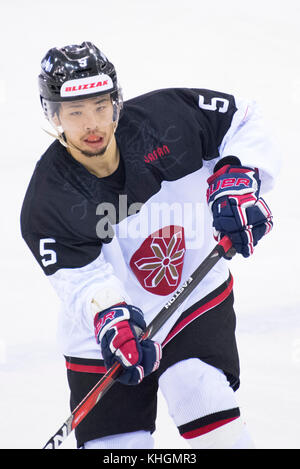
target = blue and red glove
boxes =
[94,303,162,385]
[207,156,273,257]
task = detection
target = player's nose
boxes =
[82,111,100,132]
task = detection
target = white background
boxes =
[0,0,299,449]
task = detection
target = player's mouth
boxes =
[83,134,104,149]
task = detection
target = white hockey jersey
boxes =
[21,88,280,360]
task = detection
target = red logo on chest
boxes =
[130,225,186,296]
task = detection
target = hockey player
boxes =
[21,42,279,449]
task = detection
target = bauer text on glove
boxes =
[206,156,273,257]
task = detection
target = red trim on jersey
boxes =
[182,416,239,439]
[162,275,234,348]
[65,360,106,374]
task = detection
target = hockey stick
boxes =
[43,235,234,449]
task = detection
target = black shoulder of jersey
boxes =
[116,87,237,185]
[20,141,107,275]
[21,141,98,238]
[120,87,237,153]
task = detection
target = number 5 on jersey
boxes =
[40,238,57,267]
[198,95,229,113]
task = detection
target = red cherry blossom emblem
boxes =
[130,226,186,296]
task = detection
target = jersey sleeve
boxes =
[182,88,280,192]
[20,168,131,327]
[20,169,105,276]
[217,96,281,193]
[191,87,239,154]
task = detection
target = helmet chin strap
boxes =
[42,127,72,149]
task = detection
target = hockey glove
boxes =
[207,156,273,257]
[94,303,162,385]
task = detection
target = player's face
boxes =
[56,95,115,157]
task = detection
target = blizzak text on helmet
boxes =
[64,80,109,93]
[60,74,114,98]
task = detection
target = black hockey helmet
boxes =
[39,41,122,121]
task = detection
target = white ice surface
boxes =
[0,0,299,449]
